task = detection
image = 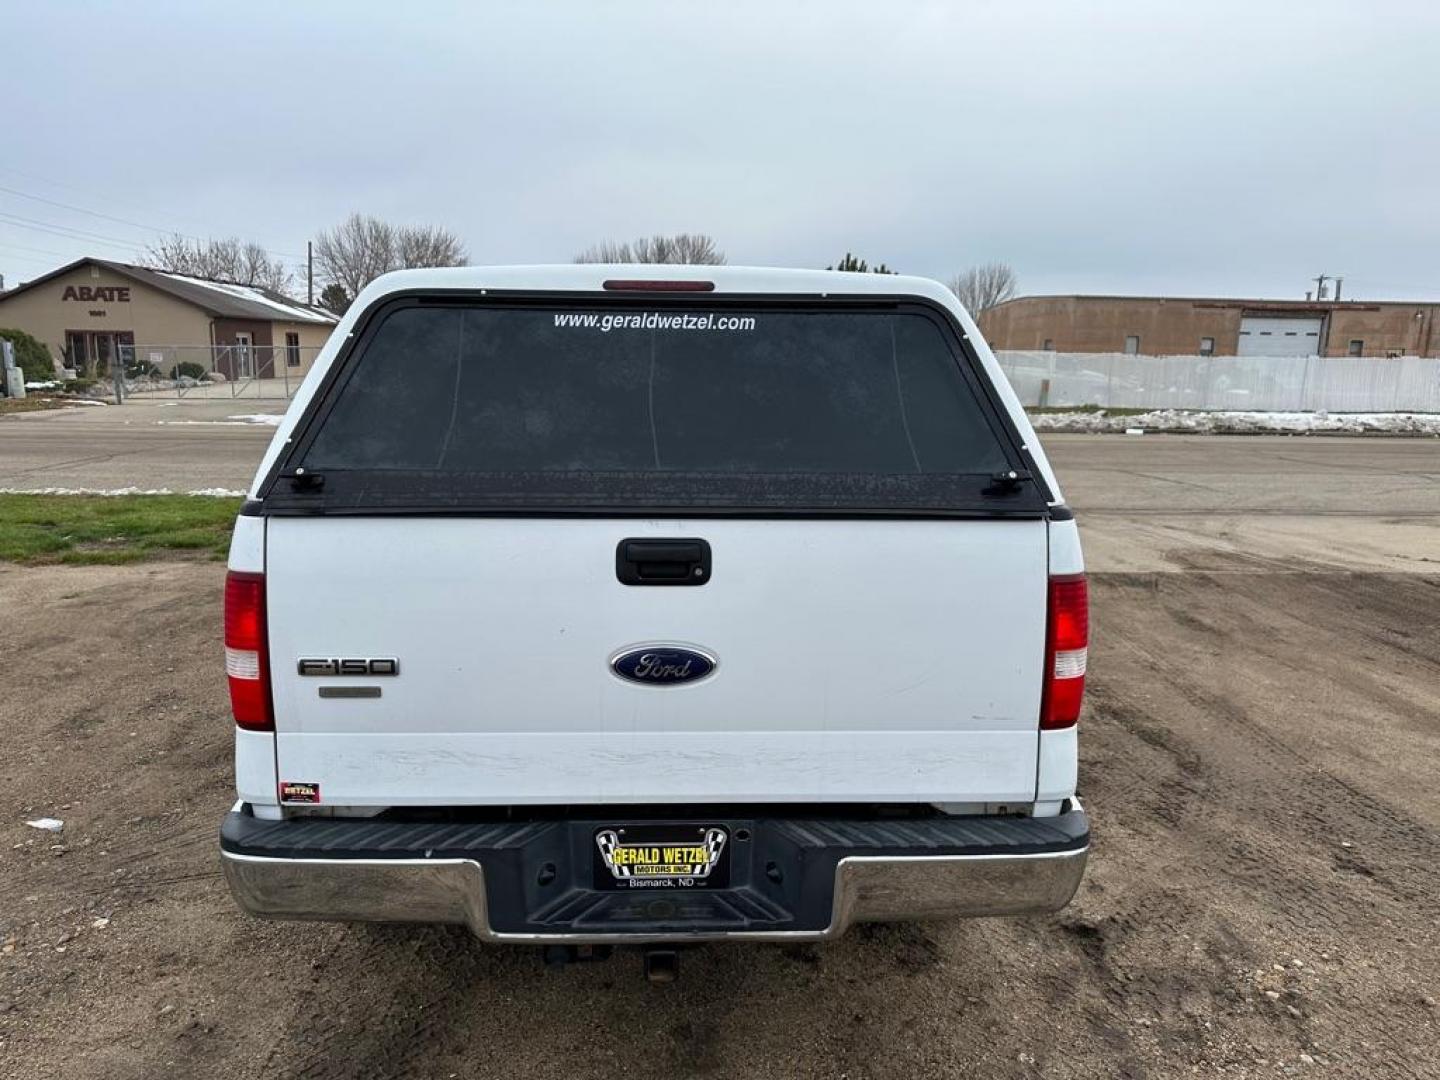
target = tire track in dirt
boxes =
[1081,568,1440,1076]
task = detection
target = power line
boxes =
[0,211,147,252]
[0,178,305,262]
[0,250,68,274]
[0,238,75,259]
[0,182,209,243]
[0,164,222,237]
[0,210,311,296]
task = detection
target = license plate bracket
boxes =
[593,824,731,890]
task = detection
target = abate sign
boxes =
[62,285,131,303]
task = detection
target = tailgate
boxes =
[267,516,1046,805]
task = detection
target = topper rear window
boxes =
[265,299,1043,515]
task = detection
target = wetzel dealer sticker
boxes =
[594,825,729,889]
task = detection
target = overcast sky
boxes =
[3,1,1437,301]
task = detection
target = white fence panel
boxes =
[995,352,1440,413]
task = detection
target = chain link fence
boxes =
[996,351,1440,413]
[119,344,321,399]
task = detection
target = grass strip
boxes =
[0,494,242,565]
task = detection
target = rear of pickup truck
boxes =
[220,266,1088,946]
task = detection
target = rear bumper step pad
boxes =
[220,805,1088,944]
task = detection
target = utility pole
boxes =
[1313,274,1329,301]
[307,241,314,306]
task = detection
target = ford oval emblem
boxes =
[611,645,716,687]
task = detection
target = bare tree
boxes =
[396,224,468,270]
[143,235,294,294]
[314,215,394,300]
[948,262,1018,314]
[574,239,633,264]
[574,233,726,265]
[314,213,469,299]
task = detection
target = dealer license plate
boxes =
[593,824,730,890]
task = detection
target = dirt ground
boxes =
[2,534,1438,1076]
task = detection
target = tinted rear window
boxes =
[281,301,1036,514]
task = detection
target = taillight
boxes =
[224,571,273,731]
[1041,574,1088,730]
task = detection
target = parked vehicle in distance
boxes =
[219,265,1089,977]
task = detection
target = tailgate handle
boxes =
[617,539,711,586]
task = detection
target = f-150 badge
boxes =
[297,658,399,676]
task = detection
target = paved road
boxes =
[1044,432,1440,574]
[3,401,1437,571]
[0,399,282,493]
[1049,431,1440,515]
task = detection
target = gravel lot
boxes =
[1,435,1437,1078]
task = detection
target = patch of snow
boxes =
[157,420,259,427]
[227,413,284,426]
[25,818,64,832]
[1029,409,1440,435]
[156,413,282,426]
[156,271,338,325]
[25,380,61,390]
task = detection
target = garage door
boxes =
[1237,316,1323,357]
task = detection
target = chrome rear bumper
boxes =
[223,847,1087,944]
[221,804,1088,944]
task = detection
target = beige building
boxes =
[980,294,1440,359]
[0,257,337,379]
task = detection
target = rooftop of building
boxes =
[989,293,1435,312]
[0,257,338,324]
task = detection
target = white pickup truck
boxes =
[219,266,1088,972]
